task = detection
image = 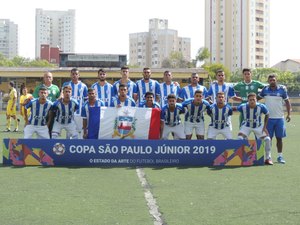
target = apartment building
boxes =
[205,0,270,72]
[35,8,75,59]
[0,19,18,59]
[129,18,191,68]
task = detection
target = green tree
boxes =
[195,47,210,65]
[161,51,193,68]
[202,63,231,82]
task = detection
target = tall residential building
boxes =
[205,0,270,72]
[129,18,191,68]
[35,8,75,59]
[0,19,18,59]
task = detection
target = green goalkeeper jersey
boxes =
[234,80,265,103]
[33,84,60,102]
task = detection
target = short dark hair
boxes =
[268,74,277,80]
[121,66,129,70]
[167,94,176,99]
[71,68,79,73]
[216,69,224,74]
[119,84,127,89]
[145,92,154,98]
[88,87,96,93]
[194,90,203,95]
[39,85,47,91]
[9,81,15,87]
[63,85,72,91]
[242,68,251,74]
[247,92,257,99]
[98,68,106,74]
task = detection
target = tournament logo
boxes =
[53,143,66,155]
[112,108,137,139]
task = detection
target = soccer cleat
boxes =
[4,128,10,132]
[265,158,273,165]
[13,128,18,132]
[277,156,286,164]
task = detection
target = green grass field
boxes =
[0,113,299,225]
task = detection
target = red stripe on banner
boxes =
[148,108,161,139]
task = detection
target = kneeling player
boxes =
[49,85,79,139]
[160,94,185,140]
[207,92,233,140]
[24,86,52,139]
[182,90,210,139]
[237,93,272,165]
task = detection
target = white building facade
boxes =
[0,19,18,59]
[129,18,191,68]
[205,0,270,72]
[35,8,75,59]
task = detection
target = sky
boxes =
[1,0,299,66]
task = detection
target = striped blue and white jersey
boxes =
[52,99,79,124]
[138,101,161,109]
[25,98,53,126]
[207,82,236,103]
[111,96,136,107]
[161,103,184,126]
[237,102,269,128]
[91,81,115,107]
[81,99,105,119]
[180,84,208,101]
[62,81,88,114]
[158,82,181,108]
[207,103,233,129]
[113,80,137,99]
[182,98,210,123]
[136,79,161,103]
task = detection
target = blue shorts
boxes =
[267,118,286,138]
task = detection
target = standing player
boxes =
[111,84,136,107]
[81,88,104,139]
[19,86,33,124]
[62,68,88,138]
[207,92,233,140]
[23,86,53,139]
[181,90,210,140]
[5,81,19,132]
[49,85,79,139]
[138,92,160,108]
[179,73,208,102]
[158,70,181,108]
[91,68,115,107]
[113,66,138,101]
[32,71,60,102]
[136,67,160,103]
[160,94,185,140]
[237,93,272,165]
[259,74,291,164]
[234,68,265,125]
[207,69,241,104]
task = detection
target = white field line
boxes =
[136,168,165,225]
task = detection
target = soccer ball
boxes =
[53,143,65,155]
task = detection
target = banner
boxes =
[2,139,264,167]
[88,107,161,139]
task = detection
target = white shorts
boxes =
[162,124,186,140]
[184,121,205,136]
[207,126,232,139]
[239,125,268,139]
[24,125,50,139]
[52,121,78,139]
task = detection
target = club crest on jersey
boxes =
[112,108,136,139]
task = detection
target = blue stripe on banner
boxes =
[87,107,101,139]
